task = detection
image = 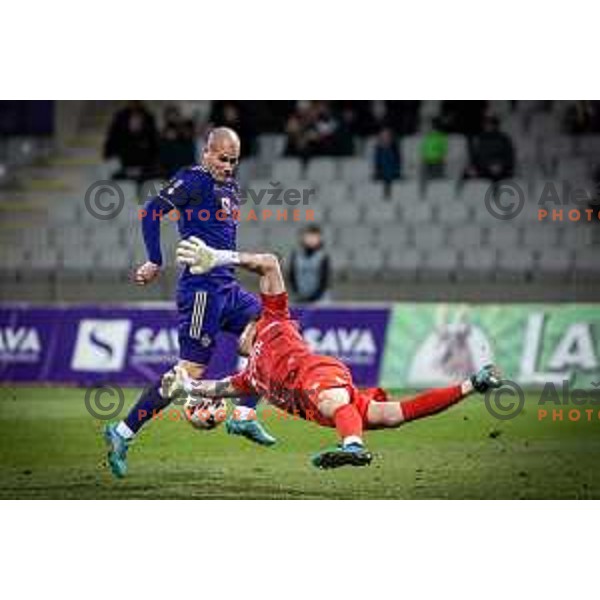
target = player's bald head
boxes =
[206,127,240,153]
[202,127,241,181]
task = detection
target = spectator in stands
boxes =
[333,105,356,156]
[464,116,514,183]
[420,117,448,181]
[285,101,346,160]
[373,128,401,192]
[440,101,487,136]
[288,224,331,303]
[158,118,197,179]
[104,101,159,182]
[563,101,600,135]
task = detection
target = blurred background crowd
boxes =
[0,100,598,304]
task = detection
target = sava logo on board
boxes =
[71,320,131,372]
[0,327,42,362]
[130,327,179,363]
[303,327,377,365]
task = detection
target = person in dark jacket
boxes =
[288,224,331,303]
[464,116,514,183]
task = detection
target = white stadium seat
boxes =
[306,158,338,184]
[271,158,303,183]
[364,200,399,225]
[339,158,371,183]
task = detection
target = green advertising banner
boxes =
[381,304,600,389]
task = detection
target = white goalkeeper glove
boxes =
[160,365,193,400]
[177,237,240,275]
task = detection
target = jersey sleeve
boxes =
[260,292,290,320]
[157,167,211,209]
[140,195,174,266]
[229,370,254,395]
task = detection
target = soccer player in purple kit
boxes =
[104,127,275,478]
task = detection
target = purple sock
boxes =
[124,380,171,434]
[237,395,259,410]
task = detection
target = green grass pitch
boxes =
[1,387,599,499]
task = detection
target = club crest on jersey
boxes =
[200,334,212,348]
[220,197,232,215]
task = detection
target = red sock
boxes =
[332,403,363,440]
[400,385,464,422]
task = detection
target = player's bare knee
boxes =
[318,388,350,419]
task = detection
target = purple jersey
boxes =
[140,164,261,365]
[141,165,240,290]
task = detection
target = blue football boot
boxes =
[104,423,129,478]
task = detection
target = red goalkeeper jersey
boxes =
[230,293,388,425]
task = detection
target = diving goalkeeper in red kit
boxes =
[168,236,503,469]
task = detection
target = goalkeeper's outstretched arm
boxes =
[161,366,245,402]
[176,237,286,295]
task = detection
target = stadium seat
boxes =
[364,200,399,225]
[386,247,421,276]
[436,200,469,225]
[447,225,483,249]
[424,179,457,204]
[339,158,371,183]
[461,247,496,278]
[52,226,86,250]
[400,136,422,179]
[535,247,573,279]
[423,248,459,278]
[354,246,385,274]
[96,246,132,270]
[332,202,362,225]
[496,248,534,280]
[353,182,386,204]
[521,224,560,248]
[317,182,351,206]
[487,225,521,249]
[414,225,445,249]
[306,158,338,184]
[257,134,286,161]
[375,224,413,250]
[446,135,468,179]
[402,202,433,224]
[52,201,80,224]
[29,246,60,271]
[573,248,598,278]
[2,247,27,271]
[264,223,301,254]
[61,246,97,270]
[390,180,421,207]
[89,223,123,247]
[460,180,491,206]
[329,246,353,274]
[238,225,266,250]
[271,158,303,183]
[236,158,258,185]
[334,225,376,250]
